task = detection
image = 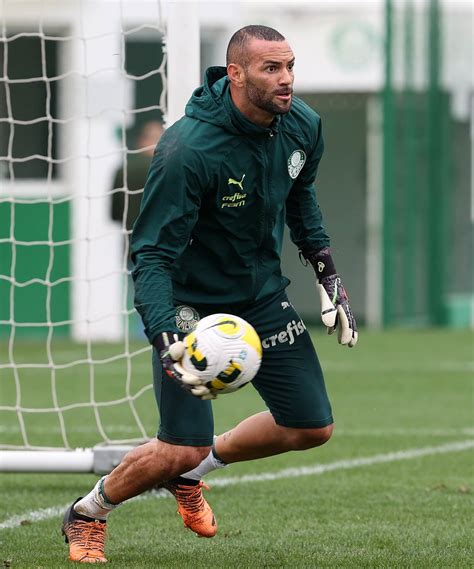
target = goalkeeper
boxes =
[62,24,357,563]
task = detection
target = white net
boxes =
[0,0,171,456]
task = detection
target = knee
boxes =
[290,423,334,451]
[178,445,211,472]
[126,439,211,477]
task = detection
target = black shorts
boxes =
[152,290,333,446]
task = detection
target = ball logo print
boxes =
[181,314,262,394]
[210,317,240,338]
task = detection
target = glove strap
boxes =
[153,332,179,355]
[301,247,337,281]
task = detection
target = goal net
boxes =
[0,0,199,473]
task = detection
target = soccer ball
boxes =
[181,313,262,395]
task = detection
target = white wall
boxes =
[197,0,472,111]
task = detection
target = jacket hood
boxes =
[185,66,278,136]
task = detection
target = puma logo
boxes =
[228,174,245,191]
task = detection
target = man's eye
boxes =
[266,66,276,72]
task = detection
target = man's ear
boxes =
[227,63,245,88]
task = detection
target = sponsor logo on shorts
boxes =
[175,305,200,332]
[261,319,307,349]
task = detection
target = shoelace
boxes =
[174,481,209,515]
[68,520,106,553]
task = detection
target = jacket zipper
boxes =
[254,129,275,296]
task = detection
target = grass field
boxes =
[1,328,473,568]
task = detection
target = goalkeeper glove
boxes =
[303,247,358,347]
[153,332,217,400]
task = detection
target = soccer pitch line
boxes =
[1,426,473,437]
[205,439,474,487]
[1,439,473,531]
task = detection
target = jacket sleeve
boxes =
[130,130,206,343]
[285,118,330,252]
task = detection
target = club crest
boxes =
[175,305,200,332]
[287,150,306,179]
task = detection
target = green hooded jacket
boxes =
[131,66,330,343]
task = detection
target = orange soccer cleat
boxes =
[62,499,108,563]
[163,479,217,538]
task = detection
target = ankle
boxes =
[74,476,120,520]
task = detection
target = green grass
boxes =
[1,328,473,568]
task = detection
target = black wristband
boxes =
[301,247,337,280]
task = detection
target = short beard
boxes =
[246,78,292,116]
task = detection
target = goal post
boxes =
[0,446,135,475]
[0,0,200,473]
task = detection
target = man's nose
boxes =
[279,68,293,85]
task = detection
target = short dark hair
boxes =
[226,25,285,67]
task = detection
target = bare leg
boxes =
[215,411,333,464]
[104,438,211,504]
